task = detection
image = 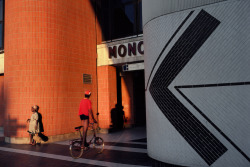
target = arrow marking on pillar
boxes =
[145,10,194,90]
[149,10,227,165]
[175,82,250,162]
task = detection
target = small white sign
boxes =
[123,63,144,72]
[0,53,4,74]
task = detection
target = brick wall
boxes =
[4,0,98,138]
[121,72,134,126]
[97,65,117,129]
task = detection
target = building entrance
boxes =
[116,67,146,128]
[133,70,146,126]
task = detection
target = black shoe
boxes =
[84,142,89,147]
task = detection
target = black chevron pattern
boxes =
[149,10,227,165]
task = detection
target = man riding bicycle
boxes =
[78,90,97,149]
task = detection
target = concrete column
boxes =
[143,0,250,166]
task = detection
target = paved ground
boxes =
[0,127,153,167]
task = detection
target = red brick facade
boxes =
[97,66,117,129]
[121,73,135,126]
[1,0,139,142]
[4,0,99,138]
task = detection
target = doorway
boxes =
[116,67,146,127]
[133,70,146,126]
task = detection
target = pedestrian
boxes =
[27,105,40,145]
[78,90,97,149]
[117,105,125,129]
[111,104,125,130]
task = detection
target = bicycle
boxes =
[69,123,104,159]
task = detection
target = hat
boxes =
[85,90,91,95]
[32,105,37,110]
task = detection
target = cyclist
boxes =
[78,90,97,149]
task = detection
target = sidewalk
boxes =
[0,126,152,167]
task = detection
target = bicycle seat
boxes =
[75,126,83,131]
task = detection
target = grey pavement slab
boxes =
[0,126,153,167]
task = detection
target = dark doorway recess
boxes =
[133,70,146,126]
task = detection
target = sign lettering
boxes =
[109,41,144,59]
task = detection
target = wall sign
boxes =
[108,41,144,59]
[122,62,144,72]
[97,37,144,66]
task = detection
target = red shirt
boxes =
[78,98,92,116]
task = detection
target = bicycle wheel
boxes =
[69,141,83,159]
[93,137,104,153]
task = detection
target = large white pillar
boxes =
[143,0,250,166]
